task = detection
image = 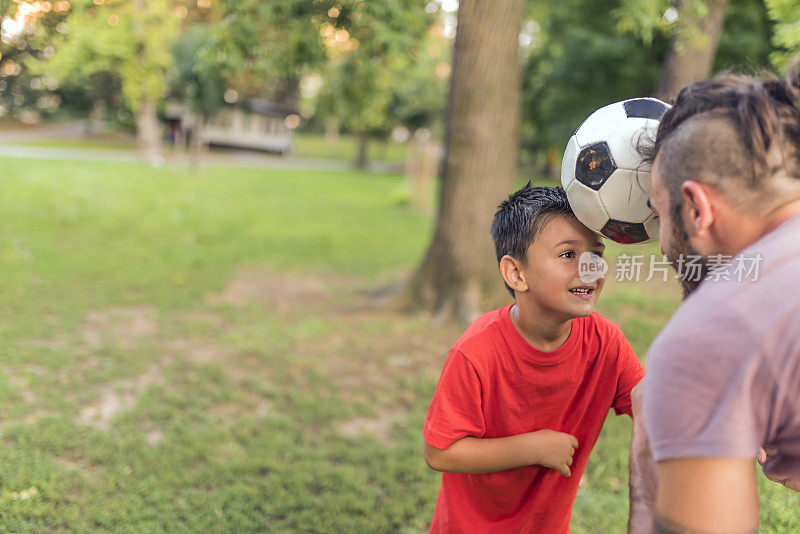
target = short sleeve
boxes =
[423,350,486,450]
[612,328,646,417]
[643,302,772,462]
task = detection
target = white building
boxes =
[166,99,297,154]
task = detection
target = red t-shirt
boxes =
[423,304,644,533]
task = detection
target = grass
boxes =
[0,156,796,532]
[292,133,409,163]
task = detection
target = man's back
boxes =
[645,213,800,480]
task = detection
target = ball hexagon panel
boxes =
[565,181,609,232]
[605,117,658,170]
[598,168,652,224]
[561,135,579,190]
[576,142,616,191]
[601,219,650,244]
[623,98,670,120]
[574,103,628,147]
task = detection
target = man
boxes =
[630,64,800,533]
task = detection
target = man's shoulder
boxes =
[647,293,755,373]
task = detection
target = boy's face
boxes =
[516,215,606,320]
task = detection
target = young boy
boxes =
[423,184,644,533]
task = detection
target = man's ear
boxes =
[499,255,528,293]
[680,180,715,238]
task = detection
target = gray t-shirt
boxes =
[644,213,800,481]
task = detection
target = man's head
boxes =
[491,183,606,319]
[643,63,800,296]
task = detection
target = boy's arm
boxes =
[613,328,645,418]
[424,429,578,476]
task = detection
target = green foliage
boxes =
[202,0,443,138]
[388,34,449,132]
[170,26,230,118]
[314,0,440,139]
[615,0,778,73]
[0,1,71,117]
[613,0,672,45]
[522,0,667,152]
[31,0,180,112]
[715,0,775,72]
[218,0,336,100]
[522,0,779,159]
[614,0,726,52]
[119,1,179,111]
[765,0,800,70]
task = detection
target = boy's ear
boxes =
[499,255,528,293]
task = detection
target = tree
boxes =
[520,0,773,172]
[170,25,232,167]
[765,0,800,70]
[171,0,441,170]
[313,0,436,169]
[0,0,75,119]
[405,0,526,323]
[522,0,669,174]
[218,0,338,108]
[33,0,180,164]
[714,0,774,72]
[655,0,730,99]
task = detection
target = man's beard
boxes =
[664,218,710,300]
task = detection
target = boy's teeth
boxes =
[570,288,591,294]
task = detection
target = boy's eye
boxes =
[560,251,575,259]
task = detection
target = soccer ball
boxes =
[560,98,670,244]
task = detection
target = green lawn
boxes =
[0,157,796,532]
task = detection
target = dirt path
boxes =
[0,122,404,173]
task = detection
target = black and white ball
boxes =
[561,98,670,244]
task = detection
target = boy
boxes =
[423,184,644,533]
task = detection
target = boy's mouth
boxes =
[568,286,595,299]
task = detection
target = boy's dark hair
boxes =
[491,183,574,297]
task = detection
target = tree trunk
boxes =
[325,118,340,143]
[173,121,186,157]
[189,114,206,172]
[355,135,369,170]
[136,99,162,166]
[656,0,729,100]
[269,76,301,110]
[404,0,525,324]
[406,129,438,215]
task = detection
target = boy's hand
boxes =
[529,429,579,477]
